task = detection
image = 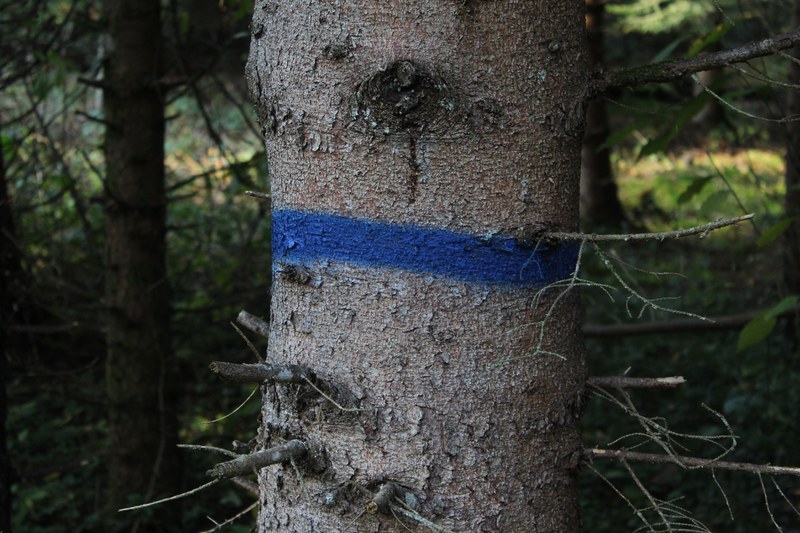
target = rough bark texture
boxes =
[580,0,627,229]
[103,0,181,523]
[247,2,587,531]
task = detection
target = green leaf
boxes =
[737,314,776,352]
[652,36,687,63]
[699,189,730,218]
[677,176,712,205]
[597,123,640,152]
[638,92,711,158]
[687,22,734,57]
[764,296,799,320]
[737,296,799,351]
[756,217,796,248]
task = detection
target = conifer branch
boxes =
[119,479,220,512]
[587,448,800,476]
[592,28,800,94]
[547,214,753,242]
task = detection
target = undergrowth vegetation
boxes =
[579,142,799,531]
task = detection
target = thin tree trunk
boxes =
[0,127,16,533]
[247,2,587,531]
[103,0,181,524]
[786,0,800,347]
[581,0,627,229]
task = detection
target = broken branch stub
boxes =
[209,361,316,384]
[206,440,307,479]
[367,482,398,514]
[236,309,269,338]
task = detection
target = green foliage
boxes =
[677,175,713,205]
[3,0,265,530]
[637,92,711,158]
[737,296,799,351]
[757,217,797,248]
[3,0,799,531]
[608,0,715,34]
[582,115,799,530]
[581,235,800,531]
[687,22,734,57]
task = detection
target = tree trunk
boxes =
[103,0,181,524]
[247,2,587,531]
[787,0,800,347]
[580,0,627,229]
[0,127,16,533]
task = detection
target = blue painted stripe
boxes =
[272,209,578,286]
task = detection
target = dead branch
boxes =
[547,214,753,242]
[207,440,307,479]
[236,310,269,338]
[367,482,398,514]
[388,501,455,533]
[592,28,800,94]
[588,376,686,389]
[200,501,258,533]
[587,448,800,476]
[584,303,800,338]
[177,443,239,458]
[231,476,259,498]
[244,190,270,200]
[209,361,316,384]
[119,479,220,512]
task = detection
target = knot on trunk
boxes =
[354,60,451,130]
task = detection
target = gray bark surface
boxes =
[247,2,588,531]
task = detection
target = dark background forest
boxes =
[1,0,799,531]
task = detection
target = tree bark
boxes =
[103,0,181,523]
[580,0,628,229]
[247,2,587,531]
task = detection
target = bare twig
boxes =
[591,387,737,465]
[231,477,259,498]
[772,477,800,518]
[301,375,361,413]
[207,440,307,479]
[547,214,753,242]
[388,501,456,533]
[588,376,686,389]
[694,75,800,124]
[712,469,734,521]
[586,462,654,530]
[200,501,258,533]
[593,28,800,94]
[245,190,270,200]
[237,310,269,338]
[620,459,674,532]
[177,444,239,458]
[203,387,259,425]
[592,243,709,322]
[758,473,784,532]
[210,361,316,384]
[119,479,220,512]
[230,321,264,362]
[584,303,800,338]
[587,448,800,476]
